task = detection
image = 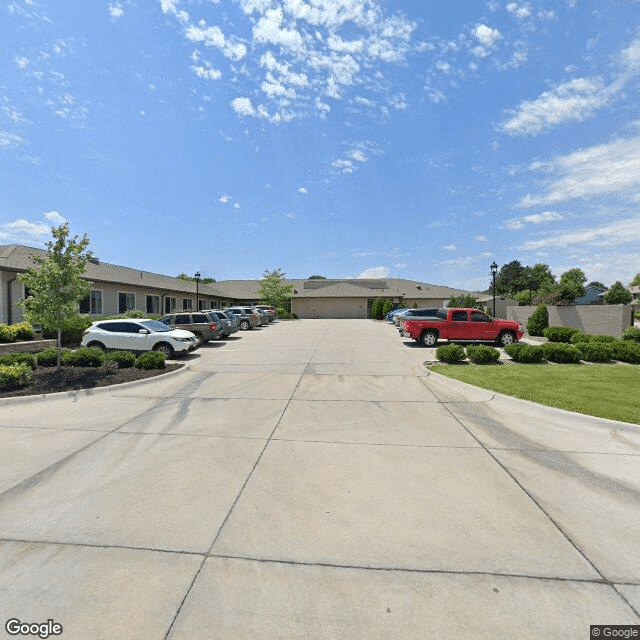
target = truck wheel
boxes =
[498,331,516,347]
[420,330,438,347]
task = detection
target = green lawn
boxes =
[430,363,640,424]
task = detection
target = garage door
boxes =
[295,298,368,319]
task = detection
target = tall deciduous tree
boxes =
[258,268,294,310]
[558,268,586,302]
[604,281,632,304]
[18,224,92,369]
[631,273,640,286]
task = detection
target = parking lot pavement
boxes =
[0,319,638,639]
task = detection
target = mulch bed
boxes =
[0,363,184,399]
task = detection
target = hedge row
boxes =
[435,344,500,364]
[0,348,166,388]
[505,337,640,364]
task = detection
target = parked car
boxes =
[81,319,198,358]
[224,307,261,330]
[400,308,523,347]
[255,305,277,321]
[206,310,239,337]
[159,312,225,345]
[254,308,271,325]
[385,308,406,322]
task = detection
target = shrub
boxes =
[466,344,500,364]
[12,322,35,341]
[36,347,72,367]
[622,327,640,343]
[591,334,618,343]
[42,314,93,345]
[276,307,287,318]
[570,332,593,344]
[611,340,640,364]
[504,343,544,363]
[541,342,581,364]
[135,351,166,370]
[0,353,37,369]
[105,350,136,368]
[291,313,298,319]
[382,299,393,317]
[575,342,613,363]
[604,281,632,305]
[61,347,106,367]
[123,309,145,318]
[527,304,548,336]
[0,363,31,388]
[371,298,384,320]
[0,324,18,343]
[436,343,466,364]
[543,326,580,343]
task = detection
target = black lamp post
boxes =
[490,262,498,317]
[194,271,201,310]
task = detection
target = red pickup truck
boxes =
[400,308,524,347]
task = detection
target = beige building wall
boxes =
[293,297,369,319]
[0,271,23,324]
[507,304,634,337]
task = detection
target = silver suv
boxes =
[159,312,225,345]
[224,307,260,330]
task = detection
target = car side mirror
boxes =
[138,329,149,334]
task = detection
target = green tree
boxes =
[527,303,549,336]
[258,268,294,310]
[307,275,327,280]
[382,299,393,317]
[448,294,482,309]
[494,260,528,296]
[371,297,384,319]
[18,224,92,369]
[587,281,607,290]
[630,273,640,286]
[558,268,586,302]
[177,273,215,283]
[604,281,632,304]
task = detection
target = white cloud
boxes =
[519,216,640,251]
[231,96,256,116]
[521,134,640,207]
[14,56,29,69]
[504,211,565,230]
[472,24,502,57]
[44,210,66,224]
[502,36,640,136]
[506,3,531,20]
[358,266,390,279]
[191,63,222,80]
[0,218,51,243]
[218,194,231,204]
[475,235,488,242]
[107,2,124,19]
[443,244,457,252]
[298,186,308,194]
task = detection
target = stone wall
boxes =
[0,339,57,354]
[507,305,634,337]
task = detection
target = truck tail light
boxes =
[209,323,218,330]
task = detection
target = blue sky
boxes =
[1,0,639,291]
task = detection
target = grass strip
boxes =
[430,363,640,425]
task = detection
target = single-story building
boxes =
[0,243,500,323]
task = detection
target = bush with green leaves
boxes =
[61,347,106,367]
[0,324,18,343]
[466,344,500,364]
[371,298,384,320]
[0,363,32,388]
[622,327,640,343]
[575,342,613,363]
[36,347,71,367]
[12,322,35,341]
[123,309,145,318]
[382,299,393,317]
[435,343,466,364]
[504,343,544,363]
[543,326,580,343]
[610,340,640,364]
[105,350,136,368]
[0,353,37,369]
[42,314,93,346]
[540,342,581,363]
[527,304,548,336]
[604,281,632,305]
[135,351,166,370]
[570,332,592,344]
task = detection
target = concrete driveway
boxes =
[0,319,638,639]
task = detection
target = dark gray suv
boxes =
[159,312,225,345]
[223,307,261,330]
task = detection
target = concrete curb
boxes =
[0,362,192,406]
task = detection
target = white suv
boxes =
[81,319,198,358]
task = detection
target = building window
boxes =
[164,297,177,313]
[90,290,103,315]
[182,298,193,310]
[146,295,160,314]
[118,292,135,314]
[198,299,206,311]
[79,290,103,315]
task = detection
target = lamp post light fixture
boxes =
[194,271,201,310]
[490,261,498,317]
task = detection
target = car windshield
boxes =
[140,320,171,332]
